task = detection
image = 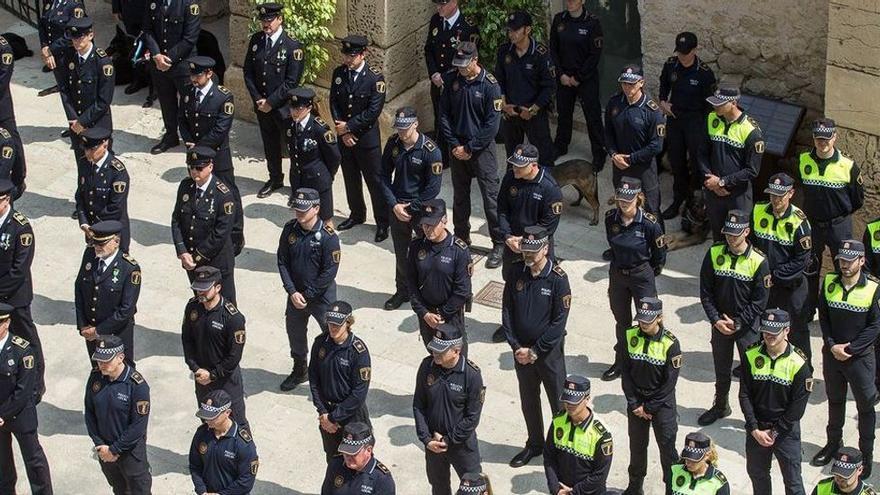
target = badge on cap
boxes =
[768,313,775,321]
[679,36,686,43]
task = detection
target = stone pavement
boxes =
[1,7,870,495]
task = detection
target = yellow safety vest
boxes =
[751,203,806,247]
[707,112,757,150]
[710,244,765,282]
[799,152,854,189]
[669,464,728,494]
[823,274,879,313]
[551,412,609,461]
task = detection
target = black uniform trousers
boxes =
[12,305,45,396]
[389,209,415,295]
[807,215,851,318]
[745,423,805,495]
[768,277,811,365]
[86,320,135,368]
[150,67,188,143]
[711,328,759,401]
[425,434,481,495]
[665,111,705,205]
[450,148,501,245]
[194,368,248,428]
[609,264,657,364]
[285,299,329,361]
[430,83,450,168]
[554,78,606,165]
[502,113,555,169]
[213,168,245,251]
[319,403,371,461]
[0,422,53,494]
[340,144,388,228]
[823,347,876,458]
[256,108,288,185]
[98,440,151,495]
[627,403,678,487]
[515,339,566,450]
[186,268,236,304]
[704,188,753,242]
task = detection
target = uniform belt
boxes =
[614,262,649,275]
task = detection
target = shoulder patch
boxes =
[122,253,138,265]
[216,181,230,194]
[217,85,230,94]
[353,338,366,353]
[224,301,239,315]
[11,335,29,348]
[189,3,199,15]
[424,139,437,152]
[130,371,144,384]
[643,212,657,223]
[369,65,381,76]
[324,224,337,236]
[12,211,28,225]
[536,43,548,55]
[111,158,125,171]
[552,265,567,277]
[646,99,659,111]
[376,461,390,474]
[239,428,253,443]
[467,359,480,372]
[454,238,468,250]
[485,72,498,85]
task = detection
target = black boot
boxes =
[662,199,684,220]
[491,325,506,343]
[601,362,621,381]
[863,456,873,480]
[279,358,308,391]
[697,397,731,426]
[622,477,644,495]
[810,443,840,467]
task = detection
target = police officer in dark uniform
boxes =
[171,146,237,302]
[549,0,605,162]
[502,226,571,468]
[863,218,880,279]
[603,177,666,381]
[749,173,813,364]
[309,301,371,460]
[85,335,151,495]
[423,0,478,168]
[322,422,396,495]
[287,87,341,224]
[189,390,258,495]
[0,36,26,197]
[811,240,879,475]
[407,199,472,345]
[75,127,131,252]
[621,297,681,494]
[179,56,244,254]
[243,2,305,198]
[0,303,53,495]
[543,374,613,495]
[75,220,141,367]
[438,41,505,268]
[668,432,730,495]
[739,308,811,495]
[277,188,341,391]
[812,447,876,494]
[380,107,443,310]
[38,0,85,75]
[698,210,770,426]
[414,323,485,495]
[658,32,716,220]
[141,0,200,154]
[0,127,23,201]
[182,266,248,427]
[329,35,389,240]
[495,11,555,168]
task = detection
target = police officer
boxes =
[111,0,149,95]
[85,335,151,494]
[414,323,485,495]
[75,220,141,366]
[243,2,305,198]
[549,0,605,163]
[812,447,876,494]
[277,188,341,391]
[75,127,131,252]
[863,217,880,279]
[811,240,879,475]
[801,118,864,321]
[171,146,237,302]
[0,127,23,200]
[309,301,371,460]
[668,432,730,495]
[189,390,258,495]
[438,41,505,268]
[380,107,443,311]
[407,199,472,345]
[141,0,200,154]
[423,0,478,168]
[739,308,811,495]
[179,56,244,254]
[38,0,85,75]
[604,64,665,218]
[0,303,53,495]
[502,226,571,468]
[330,35,389,240]
[182,266,248,427]
[603,177,666,381]
[658,31,716,220]
[543,374,613,495]
[322,422,395,494]
[698,209,770,426]
[0,180,42,396]
[749,173,812,364]
[699,86,765,242]
[0,36,26,199]
[456,473,490,495]
[287,87,341,224]
[496,11,555,168]
[621,297,681,494]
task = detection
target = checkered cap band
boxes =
[521,236,548,247]
[713,92,739,102]
[834,459,860,471]
[341,434,374,447]
[394,116,417,126]
[813,124,836,137]
[458,484,487,492]
[637,308,661,318]
[616,185,641,196]
[724,220,748,230]
[683,445,709,457]
[760,318,787,328]
[839,247,864,258]
[766,182,792,192]
[199,401,231,414]
[563,389,589,398]
[326,310,349,321]
[94,344,124,356]
[431,336,462,348]
[294,197,320,206]
[618,72,642,83]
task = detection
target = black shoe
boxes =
[150,138,179,155]
[602,248,613,261]
[70,209,78,219]
[41,64,51,73]
[662,200,684,220]
[142,96,154,108]
[257,180,283,199]
[601,363,620,381]
[509,447,542,468]
[732,365,742,379]
[60,129,71,138]
[862,458,873,480]
[124,80,149,95]
[697,402,732,426]
[491,326,506,343]
[810,443,840,467]
[459,236,472,246]
[233,234,245,256]
[374,226,389,242]
[485,244,503,269]
[279,368,307,391]
[337,218,364,231]
[287,197,294,208]
[384,292,409,311]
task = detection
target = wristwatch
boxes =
[718,178,726,188]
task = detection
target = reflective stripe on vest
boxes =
[799,152,853,189]
[625,326,674,366]
[710,244,765,282]
[867,220,880,254]
[752,203,805,247]
[707,112,756,149]
[824,274,879,313]
[745,345,806,387]
[669,464,726,494]
[551,412,604,461]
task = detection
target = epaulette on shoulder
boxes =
[189,295,199,304]
[868,273,880,284]
[216,181,230,194]
[714,470,728,484]
[239,428,253,443]
[699,61,711,71]
[747,116,762,130]
[454,238,468,250]
[662,329,678,342]
[646,99,659,111]
[96,48,107,58]
[467,359,480,372]
[225,301,239,315]
[314,116,330,129]
[424,138,437,152]
[794,208,807,220]
[712,241,726,247]
[464,16,475,25]
[643,211,657,223]
[552,265,567,277]
[111,158,125,171]
[592,419,607,434]
[122,253,138,266]
[130,370,144,384]
[324,224,337,236]
[217,85,230,95]
[536,43,548,55]
[376,461,390,474]
[0,128,10,139]
[864,486,876,495]
[0,36,6,46]
[353,338,366,353]
[666,56,677,64]
[605,209,615,218]
[11,335,29,348]
[369,65,381,76]
[12,211,28,225]
[485,72,498,85]
[751,246,765,257]
[793,346,808,360]
[747,340,762,350]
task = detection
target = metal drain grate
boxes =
[473,280,505,309]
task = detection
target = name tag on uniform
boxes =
[578,28,589,35]
[448,382,463,392]
[211,321,224,330]
[525,64,533,70]
[440,255,452,264]
[540,288,552,296]
[224,450,236,459]
[690,79,699,86]
[411,157,423,165]
[635,231,645,238]
[474,91,483,98]
[338,357,350,367]
[532,192,543,201]
[361,486,374,493]
[116,393,129,402]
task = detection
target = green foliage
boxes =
[249,0,336,83]
[460,0,549,69]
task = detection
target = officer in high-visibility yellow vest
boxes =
[739,308,812,495]
[863,218,880,279]
[543,374,612,495]
[698,209,770,426]
[811,447,876,495]
[749,173,813,364]
[668,432,730,494]
[811,240,880,477]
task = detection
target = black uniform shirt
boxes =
[423,11,478,77]
[738,342,811,434]
[243,29,304,109]
[0,36,14,123]
[321,455,395,495]
[181,297,245,381]
[604,92,665,169]
[412,355,484,446]
[76,151,129,228]
[502,261,571,355]
[543,412,613,495]
[170,176,236,272]
[84,365,150,454]
[308,332,370,424]
[406,233,471,320]
[141,0,200,69]
[620,326,681,414]
[658,56,716,113]
[179,81,235,158]
[189,421,258,495]
[605,208,666,269]
[276,219,340,302]
[498,167,563,239]
[438,67,502,154]
[819,271,880,356]
[800,149,864,222]
[57,45,114,129]
[699,242,770,332]
[329,62,386,148]
[287,115,342,178]
[495,38,555,109]
[0,334,36,429]
[74,249,141,334]
[549,9,602,82]
[0,209,34,308]
[748,203,811,286]
[379,133,442,210]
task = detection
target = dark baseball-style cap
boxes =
[616,177,642,201]
[506,11,532,30]
[0,180,13,197]
[812,118,837,140]
[721,209,749,236]
[392,107,418,129]
[635,297,662,323]
[617,64,644,83]
[507,144,539,167]
[288,87,315,107]
[681,432,711,461]
[326,301,353,326]
[764,172,794,196]
[67,16,93,36]
[452,41,478,67]
[188,56,216,74]
[292,188,321,211]
[706,87,741,106]
[91,335,125,362]
[80,127,112,148]
[341,35,368,55]
[91,220,123,243]
[674,32,698,53]
[426,322,464,353]
[831,447,863,478]
[835,240,865,261]
[256,2,282,20]
[520,225,549,252]
[0,302,12,321]
[190,266,222,292]
[338,422,375,455]
[418,199,447,226]
[195,390,232,420]
[187,146,216,167]
[560,374,590,404]
[759,308,790,335]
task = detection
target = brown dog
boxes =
[549,158,601,225]
[665,195,710,251]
